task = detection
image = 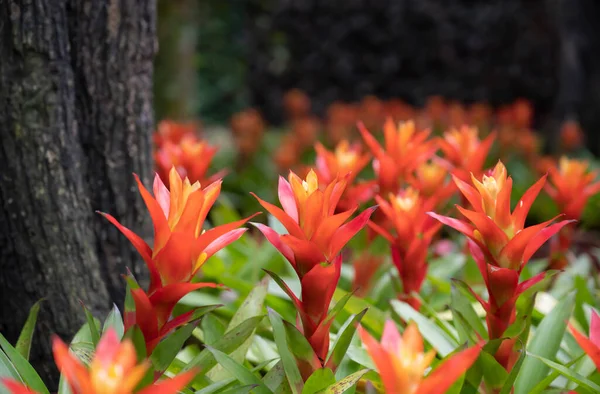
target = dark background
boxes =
[155,0,598,141]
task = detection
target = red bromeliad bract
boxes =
[252,169,375,363]
[428,161,574,344]
[569,310,600,371]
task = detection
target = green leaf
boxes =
[414,293,458,341]
[390,300,456,356]
[124,325,147,361]
[151,322,197,374]
[0,348,21,383]
[514,291,538,347]
[201,314,226,345]
[527,353,586,394]
[451,280,486,340]
[333,289,385,334]
[207,277,268,381]
[183,316,265,374]
[80,302,100,347]
[15,299,43,361]
[195,359,277,394]
[514,292,575,394]
[325,309,367,371]
[347,344,375,371]
[478,350,508,389]
[527,353,600,393]
[262,360,287,392]
[451,309,480,345]
[218,385,259,394]
[498,350,526,394]
[102,304,124,339]
[322,369,370,394]
[268,310,303,394]
[282,320,321,371]
[124,274,140,318]
[204,346,272,394]
[0,334,49,394]
[302,368,336,394]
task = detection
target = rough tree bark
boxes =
[0,0,156,387]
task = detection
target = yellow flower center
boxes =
[481,175,499,200]
[92,364,124,393]
[335,149,358,168]
[391,188,419,212]
[302,170,320,194]
[396,121,416,154]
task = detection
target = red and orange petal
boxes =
[570,310,600,370]
[416,343,483,394]
[137,370,197,394]
[53,337,94,393]
[1,380,37,394]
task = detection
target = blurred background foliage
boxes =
[154,0,567,126]
[152,0,600,230]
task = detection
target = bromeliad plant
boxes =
[154,121,226,187]
[368,188,442,310]
[6,113,600,394]
[358,320,482,394]
[2,329,195,394]
[100,167,257,355]
[546,157,600,269]
[429,161,574,369]
[252,169,375,376]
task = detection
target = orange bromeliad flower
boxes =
[155,135,225,188]
[252,169,375,276]
[547,157,600,221]
[368,188,442,309]
[314,140,370,184]
[438,126,495,182]
[570,310,600,370]
[408,160,455,208]
[314,140,375,211]
[428,161,574,342]
[546,157,600,269]
[359,119,437,195]
[2,329,195,394]
[358,321,482,394]
[252,170,375,363]
[103,168,256,290]
[153,120,198,147]
[101,168,257,352]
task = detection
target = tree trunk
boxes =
[0,0,156,388]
